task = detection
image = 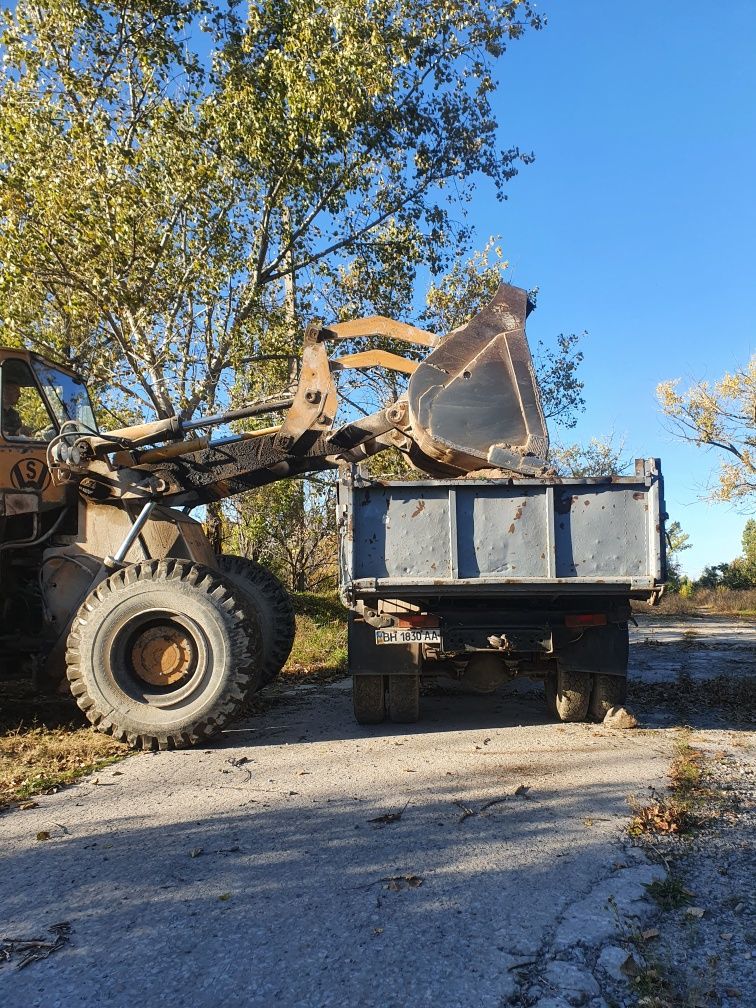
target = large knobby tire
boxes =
[216,555,296,685]
[353,675,385,724]
[388,675,420,723]
[65,559,262,750]
[590,674,628,721]
[545,666,591,723]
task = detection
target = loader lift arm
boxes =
[49,283,549,508]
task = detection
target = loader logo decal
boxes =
[10,458,51,492]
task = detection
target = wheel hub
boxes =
[130,624,194,686]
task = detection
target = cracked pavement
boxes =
[0,614,753,1007]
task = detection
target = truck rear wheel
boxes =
[388,675,420,723]
[216,555,296,685]
[590,674,627,720]
[65,559,262,750]
[545,667,591,722]
[353,675,385,724]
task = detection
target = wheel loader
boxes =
[0,283,550,749]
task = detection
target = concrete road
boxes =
[0,616,752,1008]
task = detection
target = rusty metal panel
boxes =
[552,486,651,578]
[338,460,666,602]
[454,487,549,578]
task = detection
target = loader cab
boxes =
[0,349,97,512]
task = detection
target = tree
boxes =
[657,356,756,507]
[694,520,756,591]
[424,241,586,430]
[223,479,337,592]
[549,435,629,478]
[742,518,756,569]
[0,0,544,424]
[664,519,692,589]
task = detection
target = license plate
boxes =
[375,628,442,645]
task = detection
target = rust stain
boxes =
[507,523,515,534]
[411,500,426,518]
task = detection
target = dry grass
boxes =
[0,710,127,810]
[628,732,717,840]
[637,588,756,618]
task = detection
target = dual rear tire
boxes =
[215,556,295,686]
[545,667,627,723]
[353,674,420,725]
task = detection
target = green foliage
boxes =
[665,519,692,589]
[286,592,347,675]
[692,520,756,590]
[678,578,695,599]
[742,518,756,567]
[0,0,544,424]
[223,478,337,591]
[696,561,755,591]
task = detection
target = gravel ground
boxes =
[0,614,753,1008]
[640,740,756,1008]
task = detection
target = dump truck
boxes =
[335,283,667,724]
[0,283,559,748]
[338,459,666,724]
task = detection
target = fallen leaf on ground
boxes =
[641,928,659,939]
[19,801,38,811]
[189,847,204,858]
[35,831,50,842]
[382,875,423,891]
[218,893,231,901]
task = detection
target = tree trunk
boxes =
[204,501,225,555]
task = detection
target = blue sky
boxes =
[464,0,755,576]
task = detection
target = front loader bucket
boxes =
[406,283,549,476]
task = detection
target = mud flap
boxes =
[348,613,421,676]
[557,623,630,678]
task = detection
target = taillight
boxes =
[394,614,439,628]
[564,614,608,628]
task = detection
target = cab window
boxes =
[1,361,57,442]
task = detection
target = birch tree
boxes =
[0,0,544,422]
